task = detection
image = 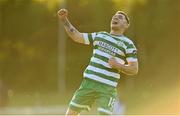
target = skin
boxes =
[57,9,138,115]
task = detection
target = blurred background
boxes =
[0,0,179,115]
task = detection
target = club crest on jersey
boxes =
[117,41,126,48]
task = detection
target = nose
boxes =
[113,17,118,20]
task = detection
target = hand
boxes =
[108,57,118,69]
[57,9,68,20]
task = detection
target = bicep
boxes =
[125,43,138,63]
[126,53,138,70]
[74,33,86,44]
[125,44,138,70]
[77,32,96,45]
[69,32,87,44]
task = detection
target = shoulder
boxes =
[96,31,108,35]
[121,36,135,45]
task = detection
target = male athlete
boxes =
[57,9,138,115]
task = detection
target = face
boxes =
[111,11,129,31]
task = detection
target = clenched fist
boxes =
[108,57,118,69]
[57,9,68,20]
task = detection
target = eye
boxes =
[118,15,123,19]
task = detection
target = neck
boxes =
[110,30,124,36]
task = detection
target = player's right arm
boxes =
[57,9,85,44]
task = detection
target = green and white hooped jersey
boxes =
[83,31,137,87]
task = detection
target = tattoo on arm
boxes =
[61,18,83,43]
[63,20,77,34]
[70,28,75,32]
[64,20,71,28]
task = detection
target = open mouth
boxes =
[112,21,118,24]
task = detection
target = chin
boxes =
[111,26,119,30]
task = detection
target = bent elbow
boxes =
[133,69,138,75]
[71,33,84,44]
[133,68,138,75]
[128,68,138,75]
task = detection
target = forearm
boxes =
[61,18,84,43]
[118,64,138,75]
[109,57,138,75]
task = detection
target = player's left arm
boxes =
[109,58,138,75]
[109,41,138,75]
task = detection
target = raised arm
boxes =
[57,9,85,44]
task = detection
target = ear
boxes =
[125,23,129,29]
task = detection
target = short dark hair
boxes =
[118,11,130,25]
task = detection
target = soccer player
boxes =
[57,9,138,115]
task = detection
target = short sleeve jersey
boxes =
[82,31,137,87]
